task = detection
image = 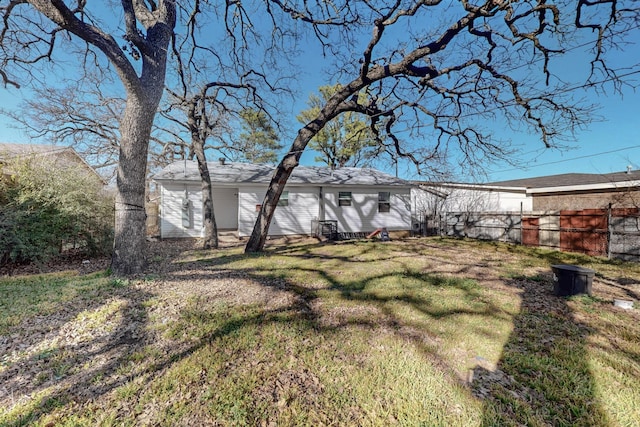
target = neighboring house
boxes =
[414,169,640,256]
[153,160,412,239]
[413,168,640,218]
[488,168,640,211]
[412,182,532,217]
[0,142,105,186]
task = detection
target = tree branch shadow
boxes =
[0,277,156,426]
[473,276,610,426]
[4,239,632,425]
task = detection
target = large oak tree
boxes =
[1,0,176,275]
[1,0,292,257]
[244,0,640,252]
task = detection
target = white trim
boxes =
[527,180,640,194]
[416,182,528,193]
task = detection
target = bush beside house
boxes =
[0,144,113,269]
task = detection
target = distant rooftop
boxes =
[488,170,640,189]
[0,142,70,159]
[154,161,410,187]
[0,142,105,184]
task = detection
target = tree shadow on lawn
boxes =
[163,245,517,374]
[0,275,156,426]
[0,240,619,425]
[218,242,619,425]
[474,276,610,426]
[4,245,489,425]
[172,240,637,425]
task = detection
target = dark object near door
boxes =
[551,264,595,296]
[318,220,338,241]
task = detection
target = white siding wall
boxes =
[160,183,203,238]
[238,186,320,237]
[323,187,411,232]
[160,184,239,238]
[161,182,412,238]
[412,187,532,218]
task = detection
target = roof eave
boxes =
[527,180,640,194]
[415,182,528,193]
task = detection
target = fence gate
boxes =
[559,209,608,257]
[522,217,540,247]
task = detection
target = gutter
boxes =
[527,180,640,195]
[415,182,528,193]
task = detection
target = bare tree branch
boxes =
[245,0,640,252]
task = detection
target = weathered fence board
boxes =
[434,207,640,261]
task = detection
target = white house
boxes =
[409,181,533,237]
[412,182,533,219]
[153,160,413,239]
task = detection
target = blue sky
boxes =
[275,25,640,184]
[484,91,640,182]
[1,4,638,184]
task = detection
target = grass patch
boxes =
[0,271,120,335]
[1,238,639,426]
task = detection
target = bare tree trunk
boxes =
[111,95,155,275]
[192,139,218,249]
[245,126,317,252]
[111,21,174,275]
[244,87,360,253]
[200,173,218,249]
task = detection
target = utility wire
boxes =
[383,67,640,137]
[488,144,640,174]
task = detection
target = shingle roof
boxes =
[488,170,640,189]
[153,161,410,187]
[0,142,70,159]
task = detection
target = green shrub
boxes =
[0,155,114,267]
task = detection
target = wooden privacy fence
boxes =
[432,207,640,261]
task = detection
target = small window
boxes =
[338,191,352,207]
[278,191,289,207]
[378,192,391,213]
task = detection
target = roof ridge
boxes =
[156,160,410,186]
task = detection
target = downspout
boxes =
[607,203,612,259]
[319,186,325,221]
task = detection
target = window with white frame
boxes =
[277,191,289,207]
[378,191,391,213]
[338,191,352,207]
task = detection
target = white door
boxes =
[213,188,239,229]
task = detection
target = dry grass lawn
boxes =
[1,237,639,426]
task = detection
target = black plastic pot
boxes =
[551,264,595,296]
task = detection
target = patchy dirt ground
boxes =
[0,236,327,417]
[1,237,639,425]
[0,235,317,277]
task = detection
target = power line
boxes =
[488,144,640,174]
[383,66,640,136]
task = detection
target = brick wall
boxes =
[533,190,640,211]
